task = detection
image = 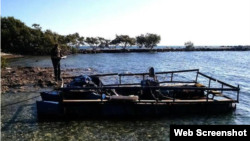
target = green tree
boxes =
[77,36,85,48]
[136,34,146,48]
[97,37,110,49]
[111,35,135,50]
[65,32,84,49]
[66,33,77,47]
[32,23,42,30]
[85,37,100,50]
[136,33,161,50]
[1,16,73,55]
[1,17,33,54]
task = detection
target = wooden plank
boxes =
[138,100,156,103]
[213,95,235,102]
[63,99,108,102]
[208,90,221,94]
[214,99,234,102]
[160,83,195,87]
[195,83,206,87]
[174,99,214,103]
[67,90,96,92]
[208,90,223,96]
[159,100,175,102]
[214,94,223,96]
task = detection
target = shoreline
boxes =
[78,47,250,54]
[0,66,85,94]
[1,52,24,59]
[2,46,250,57]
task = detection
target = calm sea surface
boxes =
[1,51,250,140]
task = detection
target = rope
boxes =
[1,95,41,109]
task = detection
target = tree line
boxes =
[1,17,161,55]
[1,17,82,55]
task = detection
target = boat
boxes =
[36,67,240,119]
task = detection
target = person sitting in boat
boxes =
[140,67,172,100]
[149,67,157,81]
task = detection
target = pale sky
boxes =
[1,0,250,46]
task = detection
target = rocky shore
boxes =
[1,67,80,93]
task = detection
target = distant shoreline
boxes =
[78,46,250,54]
[1,46,249,57]
[1,52,24,59]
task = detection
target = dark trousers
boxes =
[52,58,61,80]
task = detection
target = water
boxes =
[78,45,221,50]
[2,51,250,140]
[78,45,184,49]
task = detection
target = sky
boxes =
[1,0,250,46]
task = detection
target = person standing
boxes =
[51,44,63,81]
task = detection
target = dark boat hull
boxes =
[41,91,60,102]
[36,101,236,119]
[40,91,102,101]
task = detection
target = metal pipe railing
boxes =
[198,72,237,89]
[195,69,199,82]
[237,85,240,103]
[155,69,199,74]
[118,69,199,85]
[171,72,173,82]
[118,69,199,76]
[63,73,118,79]
[61,69,240,103]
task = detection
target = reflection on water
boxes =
[2,51,250,140]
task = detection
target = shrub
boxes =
[1,57,8,68]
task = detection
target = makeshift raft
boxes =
[36,68,240,118]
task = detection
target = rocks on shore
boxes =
[1,67,73,93]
